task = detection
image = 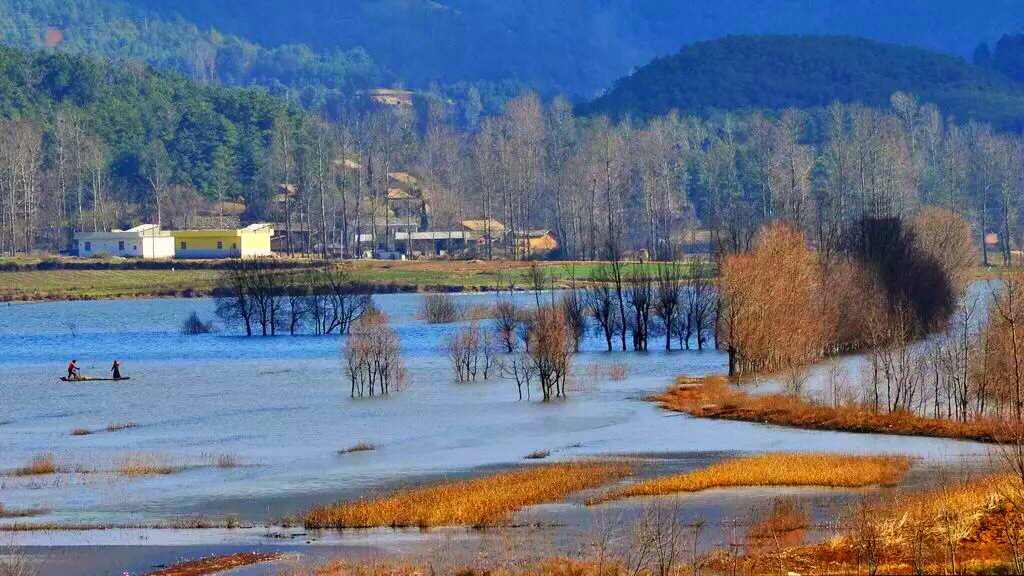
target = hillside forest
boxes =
[0,34,1020,269]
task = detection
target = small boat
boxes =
[59,377,130,382]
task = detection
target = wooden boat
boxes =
[59,377,130,382]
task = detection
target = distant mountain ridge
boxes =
[131,0,1024,97]
[580,35,1024,130]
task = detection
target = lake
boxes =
[0,292,993,574]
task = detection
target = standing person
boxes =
[110,360,122,380]
[67,359,80,380]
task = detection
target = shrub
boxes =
[12,454,58,476]
[338,442,376,455]
[343,311,406,397]
[419,293,461,324]
[181,311,215,335]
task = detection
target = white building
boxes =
[74,224,176,259]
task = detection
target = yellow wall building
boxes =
[172,224,274,259]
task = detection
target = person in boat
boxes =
[67,359,80,381]
[110,360,122,380]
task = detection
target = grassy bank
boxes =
[142,552,283,576]
[588,453,912,504]
[254,473,1024,574]
[303,461,632,529]
[653,375,1009,443]
[0,258,675,301]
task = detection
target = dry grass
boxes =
[70,428,92,436]
[142,552,283,576]
[304,461,631,529]
[589,453,910,504]
[337,442,376,455]
[654,375,1009,443]
[212,453,240,468]
[746,498,812,551]
[10,454,59,476]
[721,474,1015,575]
[106,422,136,432]
[608,364,628,381]
[0,504,45,519]
[115,454,180,477]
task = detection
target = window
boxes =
[84,241,91,251]
[180,241,187,250]
[118,241,125,251]
[217,241,223,250]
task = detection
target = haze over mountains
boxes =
[3,0,1022,102]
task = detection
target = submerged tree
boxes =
[344,310,406,398]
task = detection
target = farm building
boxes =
[74,224,175,258]
[172,224,274,259]
[513,230,559,256]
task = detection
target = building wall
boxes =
[173,234,240,259]
[143,236,176,258]
[173,231,273,259]
[77,234,172,258]
[77,237,139,257]
[529,235,559,252]
[240,231,272,257]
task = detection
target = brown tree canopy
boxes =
[718,223,827,375]
[910,206,975,298]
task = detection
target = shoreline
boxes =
[651,375,1009,444]
[0,258,646,302]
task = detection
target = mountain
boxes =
[131,0,1024,97]
[0,0,389,100]
[580,35,1024,130]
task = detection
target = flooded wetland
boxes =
[0,292,996,575]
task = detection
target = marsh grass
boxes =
[524,449,551,460]
[0,505,45,519]
[210,453,240,468]
[10,454,59,476]
[115,454,180,477]
[608,364,627,381]
[654,375,1007,443]
[105,422,136,432]
[141,551,282,576]
[722,474,1016,575]
[304,461,631,529]
[70,428,92,436]
[337,442,376,455]
[589,453,911,504]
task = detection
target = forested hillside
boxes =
[133,0,1023,97]
[582,36,1024,130]
[3,0,1021,117]
[0,43,309,253]
[0,0,524,119]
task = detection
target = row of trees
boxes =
[234,90,1024,264]
[215,260,372,337]
[440,259,717,402]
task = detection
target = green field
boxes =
[0,259,688,301]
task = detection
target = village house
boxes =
[172,224,274,259]
[74,224,175,259]
[513,230,559,257]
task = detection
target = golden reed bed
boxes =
[588,453,912,504]
[304,461,631,529]
[654,375,1007,443]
